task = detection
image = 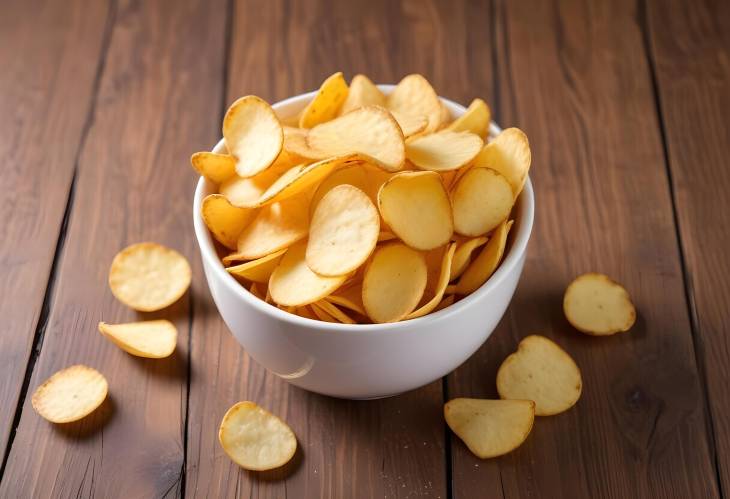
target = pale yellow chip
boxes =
[446,98,491,137]
[455,220,513,294]
[219,158,297,208]
[386,74,443,133]
[497,335,582,416]
[362,243,427,323]
[445,398,535,459]
[282,126,323,160]
[299,72,349,128]
[201,194,256,249]
[98,320,177,358]
[390,110,428,138]
[450,236,488,281]
[109,242,192,312]
[32,365,108,424]
[306,106,405,172]
[218,401,297,471]
[324,286,366,316]
[377,231,397,242]
[307,185,380,276]
[190,152,236,183]
[378,171,453,250]
[563,273,636,335]
[310,164,369,212]
[406,131,483,173]
[452,167,513,236]
[312,300,355,324]
[226,248,287,283]
[310,303,337,322]
[473,128,531,196]
[269,241,347,307]
[438,101,452,129]
[406,243,456,319]
[339,74,385,116]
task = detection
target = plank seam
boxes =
[442,377,453,499]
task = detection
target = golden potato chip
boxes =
[218,401,297,471]
[307,185,380,276]
[434,294,455,312]
[234,194,309,260]
[223,96,283,178]
[339,74,385,115]
[219,158,297,208]
[406,131,483,172]
[306,106,405,172]
[311,303,337,322]
[473,128,531,196]
[98,320,177,358]
[455,220,513,294]
[386,74,443,133]
[438,101,452,129]
[313,300,355,324]
[378,171,453,250]
[32,365,108,424]
[362,243,427,323]
[390,110,428,138]
[201,194,256,249]
[269,241,347,307]
[563,273,636,335]
[299,72,349,128]
[452,167,513,236]
[226,248,287,283]
[444,398,535,459]
[282,126,323,160]
[377,231,397,242]
[324,286,366,316]
[190,152,235,183]
[295,305,318,320]
[450,236,488,281]
[446,98,491,137]
[310,164,369,212]
[497,335,582,416]
[109,242,191,312]
[406,243,456,319]
[249,282,266,300]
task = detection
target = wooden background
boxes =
[1,0,728,497]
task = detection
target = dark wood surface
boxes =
[1,0,728,497]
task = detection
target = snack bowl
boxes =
[193,85,534,399]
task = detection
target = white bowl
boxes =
[193,85,534,399]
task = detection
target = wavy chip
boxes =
[386,74,443,133]
[227,248,287,283]
[563,273,636,335]
[406,243,456,319]
[406,131,483,172]
[391,110,428,138]
[98,320,177,358]
[202,194,256,249]
[455,220,513,295]
[473,127,531,196]
[190,152,235,183]
[299,72,349,128]
[339,74,385,116]
[452,167,513,236]
[32,365,108,424]
[282,126,323,160]
[446,98,491,137]
[220,157,298,208]
[450,236,488,281]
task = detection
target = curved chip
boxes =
[339,74,385,116]
[497,335,582,416]
[362,243,427,323]
[307,185,380,276]
[32,365,108,424]
[434,294,455,312]
[109,242,192,312]
[450,236,488,281]
[219,156,299,208]
[406,131,483,172]
[563,273,636,335]
[226,248,287,283]
[218,401,297,471]
[201,194,256,249]
[446,98,491,137]
[190,152,235,183]
[98,320,177,358]
[324,285,366,316]
[223,95,283,178]
[386,74,443,133]
[452,167,513,236]
[445,398,535,458]
[306,106,405,172]
[473,128,531,196]
[310,164,370,212]
[269,241,348,307]
[312,300,356,324]
[299,72,349,128]
[391,111,428,138]
[406,243,456,319]
[455,220,513,294]
[378,171,453,250]
[282,126,323,160]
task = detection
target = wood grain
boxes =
[645,0,730,492]
[0,0,111,457]
[0,0,227,496]
[448,0,721,497]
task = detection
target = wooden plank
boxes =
[448,0,721,497]
[645,0,730,492]
[185,0,493,496]
[0,0,111,458]
[0,0,227,496]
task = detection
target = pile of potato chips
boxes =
[194,72,532,323]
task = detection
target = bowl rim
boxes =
[192,85,534,334]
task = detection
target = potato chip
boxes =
[313,300,355,324]
[455,220,513,294]
[378,171,453,250]
[223,96,283,178]
[450,236,488,281]
[269,240,347,306]
[109,242,191,312]
[307,185,380,276]
[310,164,369,212]
[306,106,405,172]
[219,158,297,208]
[434,294,455,312]
[391,110,428,138]
[438,101,452,129]
[497,335,582,416]
[405,131,483,172]
[377,231,397,242]
[201,194,256,249]
[563,273,636,335]
[227,248,287,283]
[299,72,349,128]
[283,126,323,160]
[406,243,456,319]
[310,303,337,322]
[339,74,385,115]
[386,74,443,133]
[218,401,297,471]
[444,398,535,458]
[362,243,427,323]
[98,320,177,358]
[473,128,531,196]
[295,305,318,320]
[452,167,513,236]
[190,152,235,183]
[234,194,309,260]
[32,365,108,423]
[324,286,366,316]
[249,282,266,300]
[446,98,491,137]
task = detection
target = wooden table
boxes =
[1,0,728,497]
